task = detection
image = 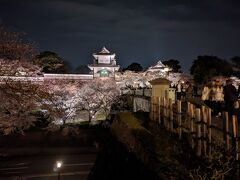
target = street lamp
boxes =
[163,67,170,77]
[54,160,63,180]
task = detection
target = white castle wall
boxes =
[43,73,93,80]
[0,73,93,83]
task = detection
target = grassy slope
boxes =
[111,112,194,179]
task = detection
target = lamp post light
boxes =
[163,67,170,77]
[54,160,63,180]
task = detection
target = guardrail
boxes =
[120,88,152,97]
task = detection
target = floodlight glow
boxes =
[56,161,62,169]
[163,67,169,72]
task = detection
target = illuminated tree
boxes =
[0,25,38,61]
[75,78,120,122]
[0,59,41,76]
[0,80,41,134]
[40,79,84,125]
[38,78,119,126]
[0,26,41,134]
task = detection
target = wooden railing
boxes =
[150,97,239,159]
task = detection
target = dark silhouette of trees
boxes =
[122,62,143,72]
[34,51,71,73]
[231,56,240,69]
[74,65,90,74]
[190,55,232,84]
[231,56,240,77]
[162,59,182,73]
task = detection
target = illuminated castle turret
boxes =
[88,47,120,78]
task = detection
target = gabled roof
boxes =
[93,47,116,61]
[99,46,110,54]
[94,46,114,55]
[148,61,166,69]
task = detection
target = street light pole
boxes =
[58,171,60,180]
[54,160,63,180]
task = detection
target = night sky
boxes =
[0,0,240,72]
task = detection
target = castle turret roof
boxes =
[99,46,110,54]
[93,46,116,60]
[94,46,114,55]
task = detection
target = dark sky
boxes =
[0,0,240,72]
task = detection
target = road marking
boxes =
[1,171,24,174]
[15,163,28,166]
[0,162,28,168]
[0,167,28,171]
[20,171,90,179]
[64,162,94,167]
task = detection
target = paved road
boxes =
[0,150,97,180]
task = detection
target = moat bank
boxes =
[89,112,190,179]
[88,127,159,180]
